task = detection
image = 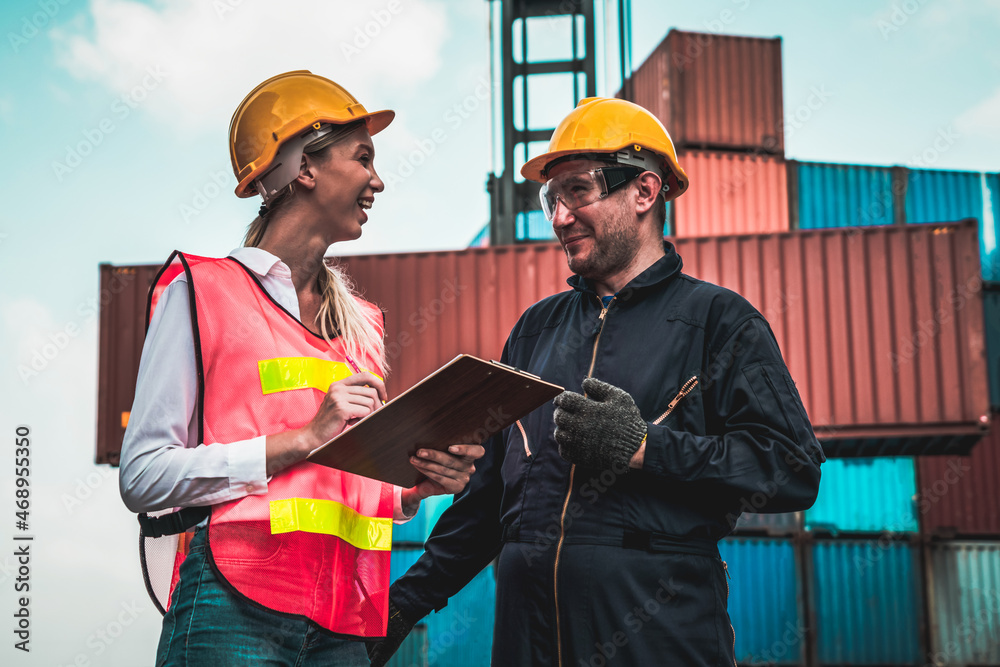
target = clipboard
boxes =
[306,354,564,487]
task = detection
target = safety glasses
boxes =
[538,166,642,221]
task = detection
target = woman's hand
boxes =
[265,372,387,477]
[400,444,485,516]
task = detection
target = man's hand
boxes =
[553,377,647,470]
[401,444,485,516]
[367,597,417,667]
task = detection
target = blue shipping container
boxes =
[719,537,803,665]
[927,541,1000,665]
[393,495,453,545]
[390,548,495,667]
[811,540,923,665]
[906,168,999,283]
[805,458,917,534]
[796,162,895,229]
[985,173,999,282]
[734,511,801,535]
[468,223,490,248]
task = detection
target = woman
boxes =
[119,70,483,666]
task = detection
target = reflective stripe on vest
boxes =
[270,498,392,551]
[258,356,384,395]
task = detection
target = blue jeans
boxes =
[156,527,370,667]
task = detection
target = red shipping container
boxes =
[96,222,989,463]
[917,416,1000,536]
[624,30,784,155]
[672,149,790,237]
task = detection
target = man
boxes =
[369,97,824,666]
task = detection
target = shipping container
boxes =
[678,221,990,456]
[925,541,1000,665]
[918,416,1000,537]
[804,458,918,534]
[625,31,784,154]
[389,548,496,667]
[97,221,990,464]
[95,263,164,464]
[734,511,801,536]
[985,174,1000,282]
[719,537,804,665]
[793,161,896,229]
[986,285,1000,411]
[808,539,923,665]
[393,495,453,545]
[904,168,1000,282]
[673,149,790,237]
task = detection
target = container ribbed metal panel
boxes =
[805,458,917,533]
[905,168,984,225]
[719,537,803,665]
[926,541,1000,665]
[795,162,895,229]
[629,30,784,154]
[95,263,165,464]
[673,150,789,237]
[810,540,922,665]
[987,285,1000,411]
[918,414,1000,537]
[390,547,496,667]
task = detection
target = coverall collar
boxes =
[566,240,684,298]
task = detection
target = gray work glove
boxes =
[553,377,647,470]
[366,597,416,667]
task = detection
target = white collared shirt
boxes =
[119,247,406,520]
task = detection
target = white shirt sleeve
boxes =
[118,262,413,522]
[119,277,269,514]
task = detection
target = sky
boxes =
[1,1,999,665]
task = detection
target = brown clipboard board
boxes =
[306,354,564,488]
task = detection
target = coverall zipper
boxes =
[555,295,615,667]
[652,376,700,425]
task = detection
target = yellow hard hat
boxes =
[229,70,394,200]
[520,97,688,202]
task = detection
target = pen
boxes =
[344,352,386,405]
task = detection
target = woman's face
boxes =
[309,126,384,243]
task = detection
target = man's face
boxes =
[546,159,642,282]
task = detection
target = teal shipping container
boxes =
[805,458,918,534]
[389,548,495,667]
[468,223,490,248]
[986,285,1000,410]
[393,495,453,545]
[905,168,998,281]
[926,541,1000,665]
[810,540,923,665]
[794,161,895,229]
[719,537,804,665]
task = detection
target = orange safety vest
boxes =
[145,251,394,638]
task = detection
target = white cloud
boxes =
[50,0,450,130]
[957,86,1000,140]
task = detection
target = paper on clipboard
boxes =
[306,354,563,488]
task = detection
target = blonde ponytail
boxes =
[243,202,388,377]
